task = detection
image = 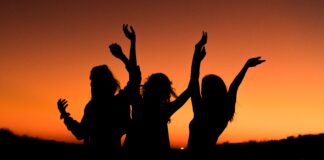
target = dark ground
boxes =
[1,128,324,159]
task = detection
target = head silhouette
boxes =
[142,73,177,103]
[202,74,228,114]
[90,65,120,99]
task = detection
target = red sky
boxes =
[1,0,324,148]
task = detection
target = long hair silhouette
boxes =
[124,72,190,160]
[202,74,230,121]
[187,32,265,159]
[90,65,120,98]
[142,73,177,103]
[57,65,131,142]
[57,25,140,159]
[120,29,191,159]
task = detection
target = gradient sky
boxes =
[1,0,324,148]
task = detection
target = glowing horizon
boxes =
[1,0,324,148]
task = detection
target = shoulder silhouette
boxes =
[119,26,191,160]
[57,25,143,159]
[187,32,265,159]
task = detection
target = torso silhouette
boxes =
[187,56,265,159]
[188,101,230,152]
[81,94,129,145]
[123,73,190,159]
[124,99,172,158]
[63,91,130,146]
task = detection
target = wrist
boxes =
[60,112,70,119]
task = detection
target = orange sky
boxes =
[1,0,324,148]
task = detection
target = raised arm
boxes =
[120,24,141,99]
[166,32,208,117]
[110,25,142,119]
[109,43,128,67]
[228,56,265,120]
[57,99,86,140]
[190,32,207,114]
[109,42,141,88]
[165,86,191,118]
[110,24,138,73]
[123,24,137,67]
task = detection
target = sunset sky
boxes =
[1,0,324,148]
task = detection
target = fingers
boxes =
[123,24,135,33]
[61,99,67,107]
[250,56,265,62]
[123,24,129,36]
[258,60,266,65]
[200,32,205,42]
[123,24,128,31]
[130,26,135,33]
[198,31,208,46]
[122,24,136,40]
[202,31,207,39]
[62,99,68,109]
[247,56,266,67]
[254,57,265,64]
[253,56,261,60]
[57,98,70,119]
[57,98,68,108]
[57,98,64,105]
[201,47,206,54]
[203,31,207,42]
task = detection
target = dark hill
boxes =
[0,128,76,145]
[1,128,324,159]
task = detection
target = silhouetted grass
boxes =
[1,128,324,159]
[0,128,76,145]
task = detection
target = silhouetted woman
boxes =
[57,25,138,158]
[120,34,191,160]
[187,32,265,159]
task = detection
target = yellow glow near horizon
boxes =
[1,1,324,148]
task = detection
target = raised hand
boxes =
[123,24,136,41]
[193,32,207,64]
[109,43,128,63]
[195,32,207,49]
[195,47,206,62]
[245,56,266,67]
[123,24,137,66]
[57,98,70,119]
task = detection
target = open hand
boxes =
[57,98,70,119]
[123,24,136,41]
[195,31,207,49]
[246,56,266,67]
[195,47,206,62]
